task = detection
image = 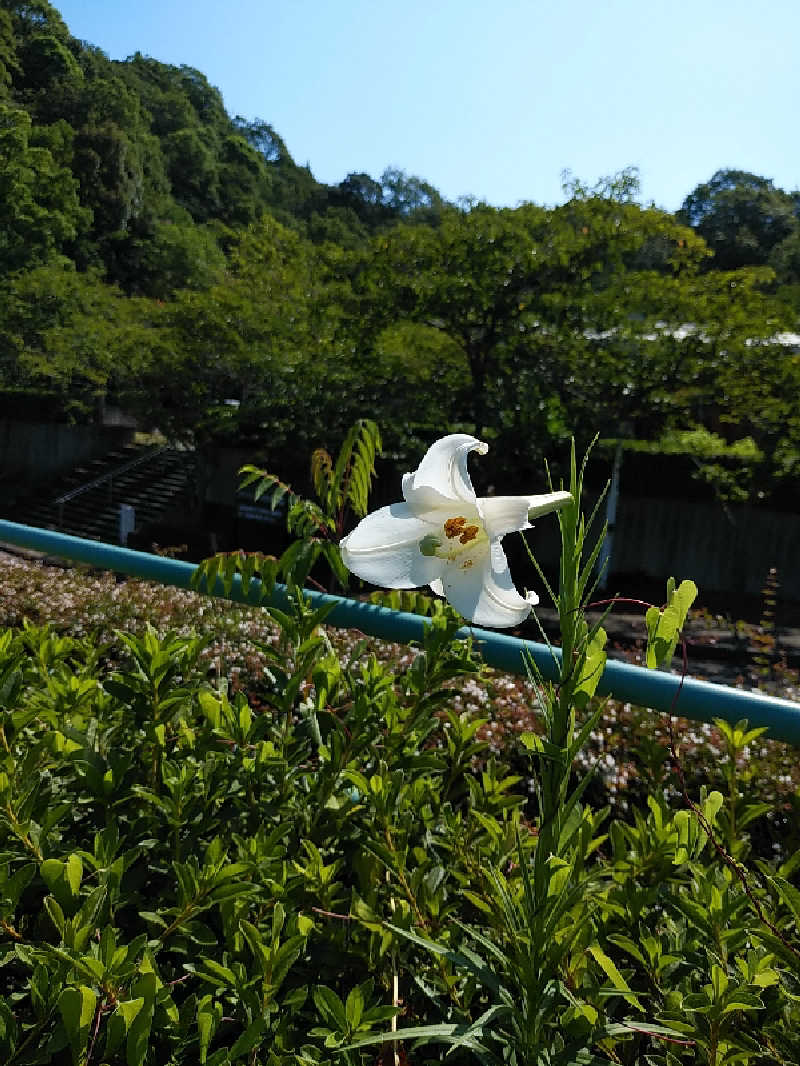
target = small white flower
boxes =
[340,434,571,628]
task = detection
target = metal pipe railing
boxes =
[1,518,799,744]
[54,446,167,525]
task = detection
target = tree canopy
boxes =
[0,0,798,506]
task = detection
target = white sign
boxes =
[119,504,136,545]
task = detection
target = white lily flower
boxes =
[340,434,572,628]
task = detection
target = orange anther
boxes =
[443,517,467,539]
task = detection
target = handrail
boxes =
[53,446,168,509]
[1,518,799,744]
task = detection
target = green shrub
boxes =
[2,467,800,1062]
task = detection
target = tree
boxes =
[0,103,88,272]
[73,120,146,235]
[234,116,288,164]
[692,268,800,485]
[129,214,336,452]
[0,259,162,419]
[333,172,392,229]
[0,9,19,95]
[357,192,706,459]
[162,126,220,219]
[217,133,267,226]
[103,218,227,298]
[769,228,800,301]
[678,169,800,271]
[380,166,445,223]
[17,28,81,90]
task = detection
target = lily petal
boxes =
[438,541,535,628]
[478,495,532,540]
[402,434,487,511]
[527,490,573,519]
[480,490,572,540]
[339,503,444,588]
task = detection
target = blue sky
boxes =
[55,0,798,212]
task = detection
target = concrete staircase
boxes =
[7,444,192,544]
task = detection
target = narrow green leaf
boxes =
[606,934,647,968]
[65,854,82,898]
[126,974,156,1066]
[587,944,644,1011]
[44,895,65,936]
[228,1015,267,1060]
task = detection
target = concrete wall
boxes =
[612,496,800,600]
[0,420,135,482]
[200,447,253,507]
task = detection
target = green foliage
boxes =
[3,513,800,1062]
[356,443,623,1063]
[0,0,798,504]
[308,416,382,524]
[193,420,382,596]
[645,578,698,669]
[368,588,447,617]
[0,103,88,272]
[0,603,493,1064]
[0,259,158,415]
[679,169,800,273]
[188,549,281,608]
[618,428,763,460]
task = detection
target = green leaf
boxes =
[0,998,18,1052]
[269,935,304,991]
[520,732,562,761]
[44,895,65,936]
[342,1018,500,1055]
[65,854,82,898]
[702,790,724,827]
[606,934,647,968]
[40,858,64,894]
[196,995,222,1064]
[126,974,156,1066]
[198,690,222,728]
[772,877,800,924]
[197,959,238,987]
[119,997,145,1029]
[721,992,763,1014]
[313,985,347,1032]
[227,1014,267,1060]
[587,944,644,1011]
[573,627,607,710]
[646,579,698,668]
[105,998,144,1056]
[345,983,365,1029]
[682,992,711,1011]
[58,985,96,1065]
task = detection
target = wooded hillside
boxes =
[1,0,799,503]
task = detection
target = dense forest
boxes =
[2,0,799,500]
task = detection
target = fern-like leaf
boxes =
[310,448,334,511]
[331,419,382,519]
[191,551,279,603]
[238,465,293,511]
[368,588,446,618]
[286,498,331,541]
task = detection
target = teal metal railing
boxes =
[2,518,800,744]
